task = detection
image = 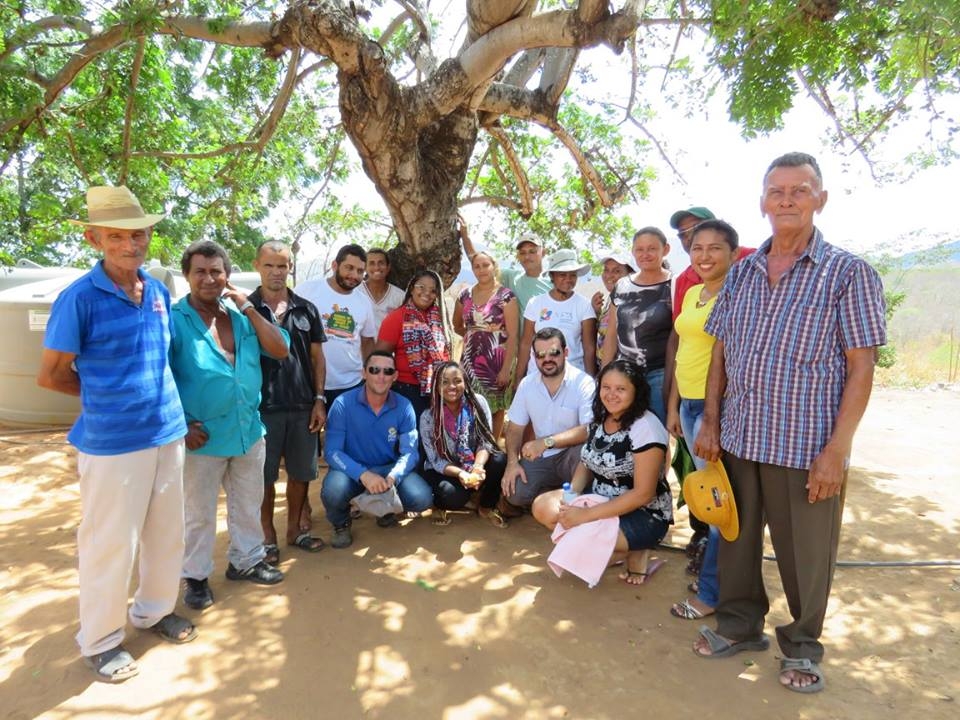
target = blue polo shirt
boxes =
[324,386,418,480]
[43,262,187,455]
[169,296,289,457]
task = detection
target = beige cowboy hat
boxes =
[69,185,165,230]
[684,460,740,541]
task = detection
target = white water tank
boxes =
[0,275,84,425]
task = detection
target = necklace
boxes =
[696,287,715,308]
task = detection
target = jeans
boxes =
[680,396,718,607]
[679,398,707,471]
[321,463,434,528]
[645,367,666,424]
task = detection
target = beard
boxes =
[538,359,565,377]
[334,269,360,291]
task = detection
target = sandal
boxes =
[618,558,665,585]
[478,507,508,528]
[264,543,280,565]
[693,625,769,659]
[84,645,139,682]
[495,497,524,519]
[670,598,714,620]
[150,613,198,644]
[288,532,324,553]
[779,657,825,693]
[432,509,452,526]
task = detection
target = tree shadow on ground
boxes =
[2,421,958,719]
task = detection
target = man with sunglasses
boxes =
[320,350,434,548]
[501,328,594,514]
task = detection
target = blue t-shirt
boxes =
[42,262,187,455]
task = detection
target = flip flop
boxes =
[150,613,198,644]
[84,645,139,682]
[619,558,665,585]
[671,598,715,620]
[779,657,825,693]
[432,509,452,526]
[693,625,769,659]
[288,532,324,553]
[478,507,508,528]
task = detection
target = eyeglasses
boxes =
[413,284,438,295]
[534,348,563,360]
[366,366,397,376]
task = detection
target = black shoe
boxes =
[183,577,214,610]
[225,560,284,585]
[331,525,353,549]
[376,512,398,528]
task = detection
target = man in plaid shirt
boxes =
[691,152,886,694]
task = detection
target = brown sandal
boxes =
[478,507,508,528]
[495,497,524,519]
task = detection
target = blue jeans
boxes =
[320,464,433,529]
[645,367,666,424]
[680,397,718,607]
[679,398,707,471]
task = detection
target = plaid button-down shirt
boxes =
[705,229,886,469]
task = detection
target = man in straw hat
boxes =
[37,185,197,682]
[691,153,886,694]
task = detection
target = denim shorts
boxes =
[618,507,669,551]
[261,410,318,484]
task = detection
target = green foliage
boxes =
[699,0,960,161]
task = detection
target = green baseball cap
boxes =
[669,206,716,229]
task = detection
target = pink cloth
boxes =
[547,494,620,588]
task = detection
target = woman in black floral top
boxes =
[533,359,672,584]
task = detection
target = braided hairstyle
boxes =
[428,360,498,464]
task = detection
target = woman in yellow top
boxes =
[665,219,739,621]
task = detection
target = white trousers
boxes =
[75,439,186,657]
[181,439,267,580]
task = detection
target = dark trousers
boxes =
[422,452,506,510]
[716,453,844,663]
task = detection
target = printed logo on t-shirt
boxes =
[152,298,165,314]
[539,308,553,321]
[387,426,398,442]
[323,304,357,339]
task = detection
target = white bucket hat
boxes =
[69,185,165,230]
[544,248,590,276]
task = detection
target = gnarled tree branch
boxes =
[486,124,534,217]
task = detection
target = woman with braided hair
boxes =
[419,361,508,527]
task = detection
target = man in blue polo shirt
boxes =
[169,240,290,610]
[321,350,434,548]
[37,185,195,683]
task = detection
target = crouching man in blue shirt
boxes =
[322,350,434,548]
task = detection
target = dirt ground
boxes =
[0,387,958,720]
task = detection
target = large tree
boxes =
[2,1,958,278]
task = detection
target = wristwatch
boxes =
[543,435,556,449]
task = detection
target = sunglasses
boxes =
[534,348,563,360]
[366,366,397,376]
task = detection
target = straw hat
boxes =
[69,185,165,230]
[684,461,740,541]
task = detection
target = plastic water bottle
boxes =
[562,482,577,505]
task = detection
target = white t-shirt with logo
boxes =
[523,291,595,373]
[294,278,376,390]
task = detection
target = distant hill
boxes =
[896,239,960,268]
[884,265,960,343]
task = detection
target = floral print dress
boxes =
[459,285,516,413]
